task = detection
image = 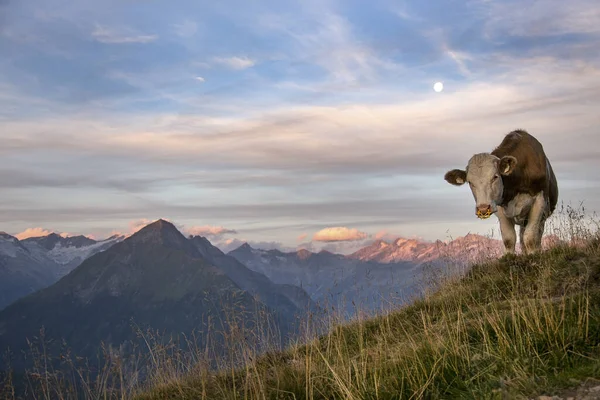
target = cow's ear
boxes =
[444,169,467,186]
[499,156,517,176]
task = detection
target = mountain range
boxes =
[229,244,422,315]
[348,233,505,264]
[348,233,562,264]
[0,220,314,375]
[0,232,123,310]
[226,233,514,315]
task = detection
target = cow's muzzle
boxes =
[476,204,493,219]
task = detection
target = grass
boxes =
[3,203,600,399]
[134,236,600,400]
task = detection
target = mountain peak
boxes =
[296,249,313,260]
[188,235,225,259]
[144,219,174,231]
[371,239,389,248]
[130,219,180,240]
[0,232,17,241]
[231,242,253,253]
[127,219,197,255]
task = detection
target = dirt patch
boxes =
[534,378,600,400]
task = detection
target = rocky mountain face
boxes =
[0,232,123,310]
[349,234,505,265]
[349,233,563,265]
[0,220,313,375]
[228,244,422,316]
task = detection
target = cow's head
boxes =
[444,153,517,219]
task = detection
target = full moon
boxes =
[433,82,444,92]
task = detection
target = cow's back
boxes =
[492,130,557,214]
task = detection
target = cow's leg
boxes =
[523,192,546,254]
[536,218,546,249]
[519,224,526,253]
[497,206,516,254]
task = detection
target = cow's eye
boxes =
[492,175,499,181]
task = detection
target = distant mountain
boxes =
[349,233,563,265]
[0,220,312,374]
[0,232,57,311]
[349,234,504,265]
[0,232,123,310]
[227,233,545,315]
[188,236,315,312]
[23,233,96,250]
[228,244,422,315]
[22,233,124,275]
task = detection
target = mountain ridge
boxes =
[0,219,313,375]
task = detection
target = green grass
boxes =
[134,237,600,400]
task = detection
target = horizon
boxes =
[1,0,599,254]
[2,217,558,255]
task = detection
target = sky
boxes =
[1,0,599,253]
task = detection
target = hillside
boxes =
[136,236,600,400]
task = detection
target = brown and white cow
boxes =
[444,130,558,254]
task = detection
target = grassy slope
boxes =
[137,237,600,400]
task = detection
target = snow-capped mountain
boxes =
[349,233,563,265]
[0,232,124,310]
[349,234,504,265]
[22,233,124,275]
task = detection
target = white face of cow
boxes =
[444,153,518,219]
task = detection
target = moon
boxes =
[433,82,444,93]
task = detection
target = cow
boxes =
[444,129,558,254]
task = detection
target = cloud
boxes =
[212,56,256,70]
[374,230,401,243]
[92,25,157,44]
[480,0,600,37]
[195,76,205,82]
[127,219,154,235]
[185,225,237,238]
[313,227,369,242]
[14,227,54,240]
[297,233,308,241]
[13,56,595,178]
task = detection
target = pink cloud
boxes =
[13,227,95,240]
[312,227,368,242]
[374,230,400,242]
[128,219,154,235]
[14,227,54,240]
[297,233,308,242]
